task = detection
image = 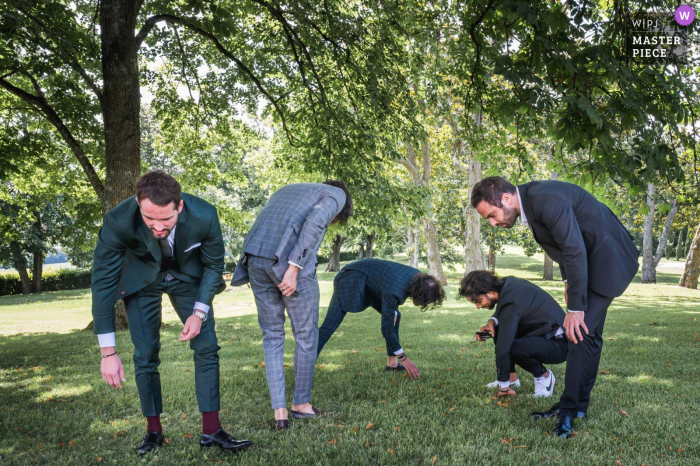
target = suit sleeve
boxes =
[195,209,225,307]
[559,264,567,281]
[288,195,343,269]
[538,195,588,311]
[91,214,127,335]
[380,295,403,354]
[493,304,522,383]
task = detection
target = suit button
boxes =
[121,291,126,295]
[142,280,149,285]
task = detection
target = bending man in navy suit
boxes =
[317,258,445,380]
[471,177,639,438]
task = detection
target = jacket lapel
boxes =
[518,183,540,243]
[174,203,190,266]
[138,217,162,263]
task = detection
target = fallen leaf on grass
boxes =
[544,432,551,437]
[350,350,358,354]
[182,433,193,438]
[500,437,515,445]
[366,423,374,430]
[326,439,336,445]
[351,427,359,432]
[461,347,466,351]
[432,455,437,465]
[387,448,395,454]
[318,365,325,369]
[69,441,76,447]
[616,461,622,465]
[96,458,102,462]
[620,410,629,417]
[510,445,527,450]
[373,347,382,352]
[165,438,171,444]
[600,370,610,375]
[449,406,455,412]
[283,364,291,368]
[444,367,453,371]
[260,362,265,367]
[181,413,186,419]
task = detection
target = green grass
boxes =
[1,248,699,465]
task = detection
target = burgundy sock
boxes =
[202,411,221,435]
[146,415,162,434]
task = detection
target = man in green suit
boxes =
[92,171,251,455]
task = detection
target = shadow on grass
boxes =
[0,289,90,307]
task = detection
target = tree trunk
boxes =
[423,217,447,284]
[487,246,496,272]
[364,231,376,258]
[652,200,678,269]
[543,254,554,280]
[409,221,420,268]
[325,234,345,272]
[679,223,700,289]
[641,182,657,283]
[464,155,486,274]
[98,0,144,330]
[358,243,365,259]
[10,241,32,295]
[32,250,43,293]
[676,226,688,260]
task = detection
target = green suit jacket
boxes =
[91,193,226,335]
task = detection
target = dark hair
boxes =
[323,180,353,225]
[407,273,446,310]
[136,170,182,207]
[470,176,516,208]
[459,270,505,302]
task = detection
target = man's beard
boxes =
[484,296,497,310]
[151,228,171,239]
[498,205,518,228]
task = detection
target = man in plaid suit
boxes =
[316,258,445,380]
[231,181,352,429]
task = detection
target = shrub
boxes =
[0,268,92,296]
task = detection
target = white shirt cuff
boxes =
[499,381,511,389]
[567,309,584,313]
[393,348,404,356]
[489,317,499,326]
[563,280,567,283]
[97,333,116,348]
[288,260,303,270]
[194,302,210,313]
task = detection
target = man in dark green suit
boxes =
[92,171,251,455]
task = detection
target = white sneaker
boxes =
[485,379,521,388]
[534,370,555,397]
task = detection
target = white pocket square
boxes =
[184,242,202,252]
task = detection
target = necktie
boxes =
[159,238,173,259]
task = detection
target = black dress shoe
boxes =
[199,428,252,452]
[290,406,328,419]
[275,419,289,431]
[137,432,164,456]
[554,413,574,439]
[386,363,406,371]
[530,402,560,420]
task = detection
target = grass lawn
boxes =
[1,247,699,465]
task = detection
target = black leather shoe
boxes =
[531,402,560,420]
[199,429,252,452]
[137,432,164,456]
[386,363,406,371]
[290,406,328,419]
[554,413,574,439]
[275,419,289,431]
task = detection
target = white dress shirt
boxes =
[97,226,211,348]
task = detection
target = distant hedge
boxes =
[0,268,92,296]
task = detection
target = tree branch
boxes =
[136,14,297,145]
[0,76,105,202]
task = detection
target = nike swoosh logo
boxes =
[546,377,553,392]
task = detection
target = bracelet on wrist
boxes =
[101,351,117,359]
[398,353,407,361]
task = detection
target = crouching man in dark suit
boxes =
[460,271,568,398]
[92,171,251,455]
[471,177,639,438]
[317,258,446,380]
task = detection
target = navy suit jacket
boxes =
[333,259,420,354]
[518,181,639,311]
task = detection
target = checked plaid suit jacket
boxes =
[231,183,346,286]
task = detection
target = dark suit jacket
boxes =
[518,180,639,311]
[333,259,420,354]
[492,277,566,382]
[91,193,226,335]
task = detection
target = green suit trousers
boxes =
[124,274,221,416]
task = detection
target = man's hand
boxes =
[498,387,516,397]
[179,314,203,341]
[564,282,568,306]
[402,358,420,380]
[278,264,299,297]
[476,321,495,341]
[563,311,588,344]
[100,347,125,389]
